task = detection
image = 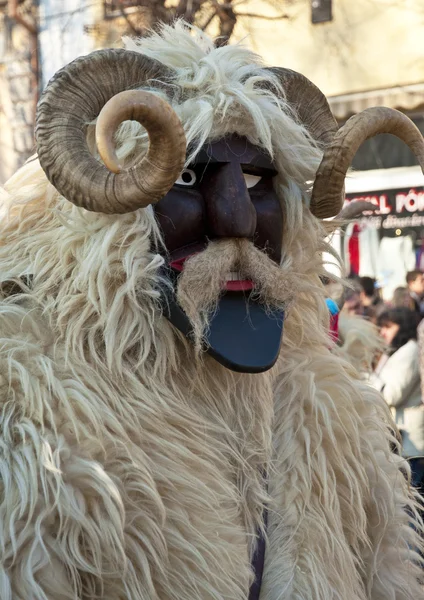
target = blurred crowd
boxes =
[327,270,424,497]
[342,271,424,323]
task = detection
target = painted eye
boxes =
[175,169,197,187]
[244,173,262,189]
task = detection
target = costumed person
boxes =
[338,312,385,377]
[324,275,384,378]
[325,296,340,342]
[1,22,424,600]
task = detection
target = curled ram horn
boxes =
[266,67,341,219]
[312,107,424,222]
[36,49,186,214]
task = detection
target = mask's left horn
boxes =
[36,49,186,213]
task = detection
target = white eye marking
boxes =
[176,168,197,187]
[244,173,262,189]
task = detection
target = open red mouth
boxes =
[170,254,254,292]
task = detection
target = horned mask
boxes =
[35,48,424,372]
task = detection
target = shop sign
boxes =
[345,187,424,230]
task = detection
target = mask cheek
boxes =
[154,189,205,253]
[251,191,283,263]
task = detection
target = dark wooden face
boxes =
[154,134,283,263]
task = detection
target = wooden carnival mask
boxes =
[35,49,424,372]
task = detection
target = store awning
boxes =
[345,165,424,194]
[328,82,424,121]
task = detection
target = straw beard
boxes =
[176,238,298,354]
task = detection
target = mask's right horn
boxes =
[311,107,424,221]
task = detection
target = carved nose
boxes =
[203,163,257,239]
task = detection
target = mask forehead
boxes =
[193,135,275,171]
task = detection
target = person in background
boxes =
[358,276,384,322]
[370,307,424,495]
[406,270,424,316]
[341,280,364,316]
[418,318,424,415]
[392,286,416,310]
[358,276,381,307]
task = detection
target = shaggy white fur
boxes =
[338,313,386,376]
[0,21,422,600]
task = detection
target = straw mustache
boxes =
[176,238,297,352]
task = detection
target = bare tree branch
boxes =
[199,10,217,31]
[99,0,293,41]
[213,0,237,46]
[234,11,290,19]
[175,0,205,23]
[118,5,139,35]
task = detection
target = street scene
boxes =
[0,1,423,598]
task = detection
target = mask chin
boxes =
[158,266,284,374]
